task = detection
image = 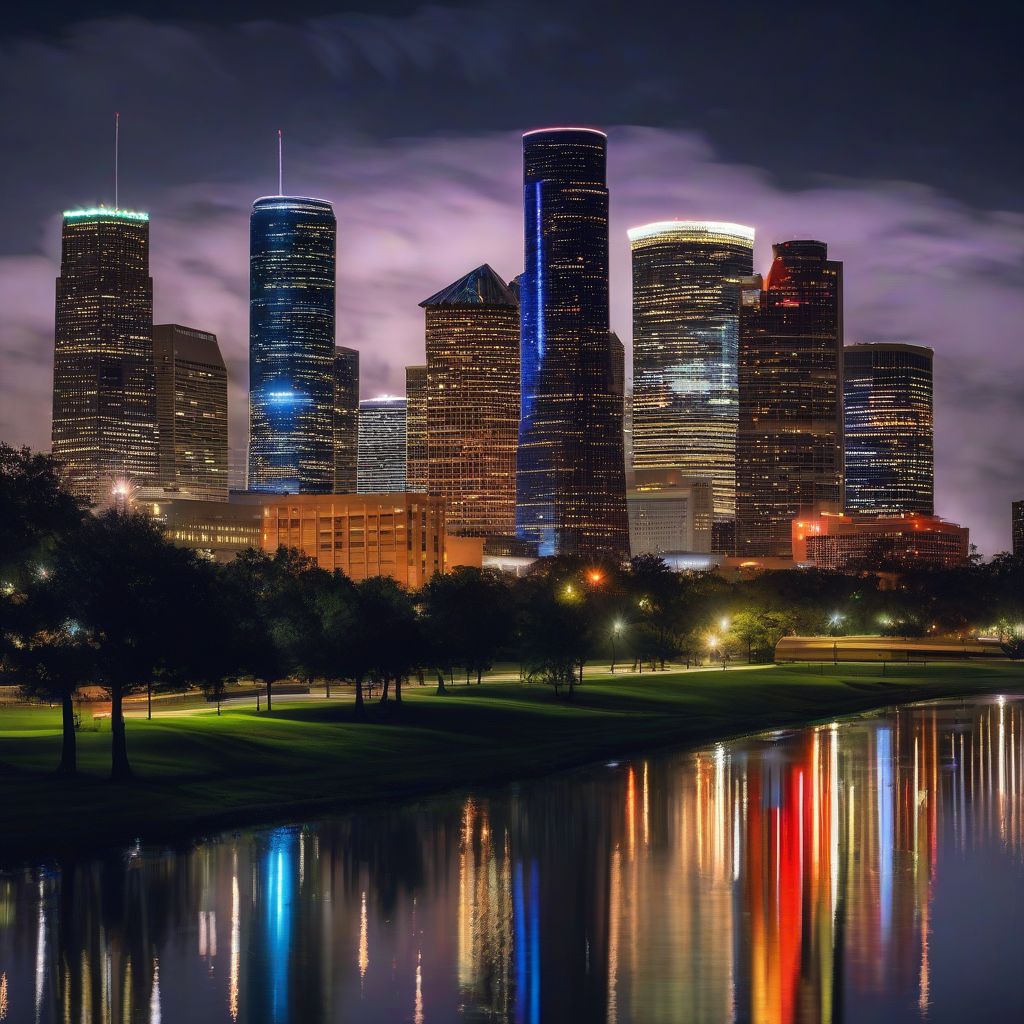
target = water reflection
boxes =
[2,696,1023,1022]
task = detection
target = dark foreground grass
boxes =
[2,661,1023,862]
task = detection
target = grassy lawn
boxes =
[2,660,1023,862]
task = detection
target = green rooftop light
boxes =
[62,208,149,222]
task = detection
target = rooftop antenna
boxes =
[114,112,120,208]
[277,129,283,196]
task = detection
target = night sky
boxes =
[1,1,1021,552]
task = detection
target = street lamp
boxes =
[719,616,730,632]
[610,619,625,674]
[587,569,604,586]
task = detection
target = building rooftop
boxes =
[63,207,149,222]
[419,264,518,308]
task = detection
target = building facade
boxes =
[148,493,263,563]
[627,476,714,556]
[420,264,520,537]
[844,343,934,516]
[52,208,160,504]
[405,365,428,493]
[152,324,228,502]
[629,221,754,525]
[260,493,445,587]
[333,346,359,493]
[248,196,336,494]
[1014,500,1024,557]
[357,397,407,494]
[515,127,629,557]
[791,511,968,570]
[736,241,844,557]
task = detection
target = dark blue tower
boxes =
[248,196,336,494]
[515,128,629,556]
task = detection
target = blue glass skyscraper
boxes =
[248,196,336,494]
[515,128,629,556]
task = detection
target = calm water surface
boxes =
[2,695,1023,1023]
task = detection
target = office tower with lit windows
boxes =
[248,196,336,494]
[629,221,753,543]
[736,240,844,557]
[843,343,933,516]
[52,208,160,504]
[1013,500,1024,557]
[152,324,228,502]
[515,127,629,556]
[405,365,428,493]
[357,396,407,493]
[333,346,359,493]
[420,264,520,537]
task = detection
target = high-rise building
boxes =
[357,396,407,493]
[419,264,520,537]
[333,346,359,493]
[629,221,754,527]
[736,240,844,558]
[405,365,428,493]
[515,127,629,556]
[628,472,714,556]
[843,343,934,516]
[52,208,159,504]
[1013,500,1024,557]
[248,196,336,494]
[152,324,228,502]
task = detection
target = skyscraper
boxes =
[405,365,428,494]
[52,208,159,504]
[248,196,336,494]
[357,397,407,493]
[333,346,359,493]
[628,221,754,526]
[152,324,228,502]
[515,127,629,556]
[1013,500,1023,557]
[843,343,934,516]
[736,240,844,557]
[420,264,520,537]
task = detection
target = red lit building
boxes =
[791,510,968,570]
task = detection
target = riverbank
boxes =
[2,661,1023,863]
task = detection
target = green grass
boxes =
[2,661,1023,862]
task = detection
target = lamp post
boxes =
[610,619,624,673]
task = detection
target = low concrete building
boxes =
[628,473,713,556]
[791,510,969,570]
[148,492,264,562]
[260,493,446,587]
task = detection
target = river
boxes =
[1,694,1022,1022]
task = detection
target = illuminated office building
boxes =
[515,128,629,557]
[152,324,228,502]
[844,343,934,516]
[420,264,520,537]
[148,493,264,563]
[792,510,968,569]
[627,474,714,555]
[52,208,159,504]
[261,493,445,587]
[1013,500,1023,557]
[357,396,407,494]
[629,221,754,526]
[248,196,336,494]
[405,365,428,493]
[736,240,844,557]
[333,346,359,493]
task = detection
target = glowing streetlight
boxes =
[587,569,604,586]
[609,618,625,674]
[563,583,575,600]
[719,616,730,632]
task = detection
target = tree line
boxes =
[2,444,1023,779]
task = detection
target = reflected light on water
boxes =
[2,697,1024,1022]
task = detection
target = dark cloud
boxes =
[0,4,1021,554]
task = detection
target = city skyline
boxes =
[1,5,1022,553]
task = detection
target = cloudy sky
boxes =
[1,1,1021,553]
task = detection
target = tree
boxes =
[51,510,214,779]
[516,577,592,697]
[222,547,327,711]
[354,577,421,705]
[4,622,97,775]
